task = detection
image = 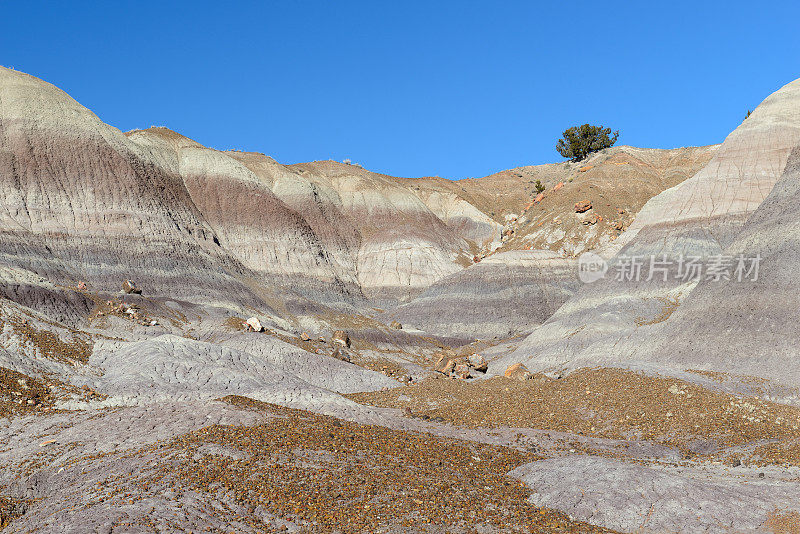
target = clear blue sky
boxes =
[2,1,799,179]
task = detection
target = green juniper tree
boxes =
[556,124,619,162]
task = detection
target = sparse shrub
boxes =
[534,180,545,194]
[745,110,752,120]
[556,124,619,162]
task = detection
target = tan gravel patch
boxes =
[0,495,28,529]
[0,367,55,418]
[143,397,616,533]
[349,368,800,458]
[0,307,93,364]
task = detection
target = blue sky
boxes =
[2,1,799,179]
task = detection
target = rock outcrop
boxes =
[497,77,800,390]
[456,145,717,257]
[3,65,800,534]
[386,250,577,341]
[504,363,532,380]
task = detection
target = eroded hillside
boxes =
[2,65,800,533]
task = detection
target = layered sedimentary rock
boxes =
[0,66,724,325]
[396,175,504,250]
[287,160,474,302]
[386,250,577,341]
[498,77,800,387]
[0,68,276,319]
[129,129,363,307]
[637,147,800,385]
[380,148,718,340]
[4,65,800,534]
[455,145,717,256]
[0,67,485,319]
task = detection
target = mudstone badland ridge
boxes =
[1,67,800,532]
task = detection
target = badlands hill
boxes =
[0,65,716,337]
[2,65,800,533]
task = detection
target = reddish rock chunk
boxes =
[574,200,593,213]
[504,363,533,381]
[454,363,471,380]
[469,354,488,373]
[122,279,141,294]
[332,330,350,348]
[434,355,456,375]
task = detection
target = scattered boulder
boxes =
[331,347,351,362]
[122,279,141,294]
[390,320,402,330]
[531,373,553,384]
[300,332,310,341]
[332,330,350,347]
[77,281,87,291]
[454,363,471,380]
[554,182,564,191]
[246,317,263,332]
[504,363,533,381]
[434,355,456,375]
[431,350,491,379]
[534,192,545,203]
[468,354,488,373]
[574,200,593,213]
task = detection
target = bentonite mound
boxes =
[4,65,800,533]
[497,77,800,389]
[0,67,293,319]
[637,146,800,385]
[385,250,577,341]
[382,145,717,342]
[0,65,483,321]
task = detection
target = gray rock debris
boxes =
[511,456,800,533]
